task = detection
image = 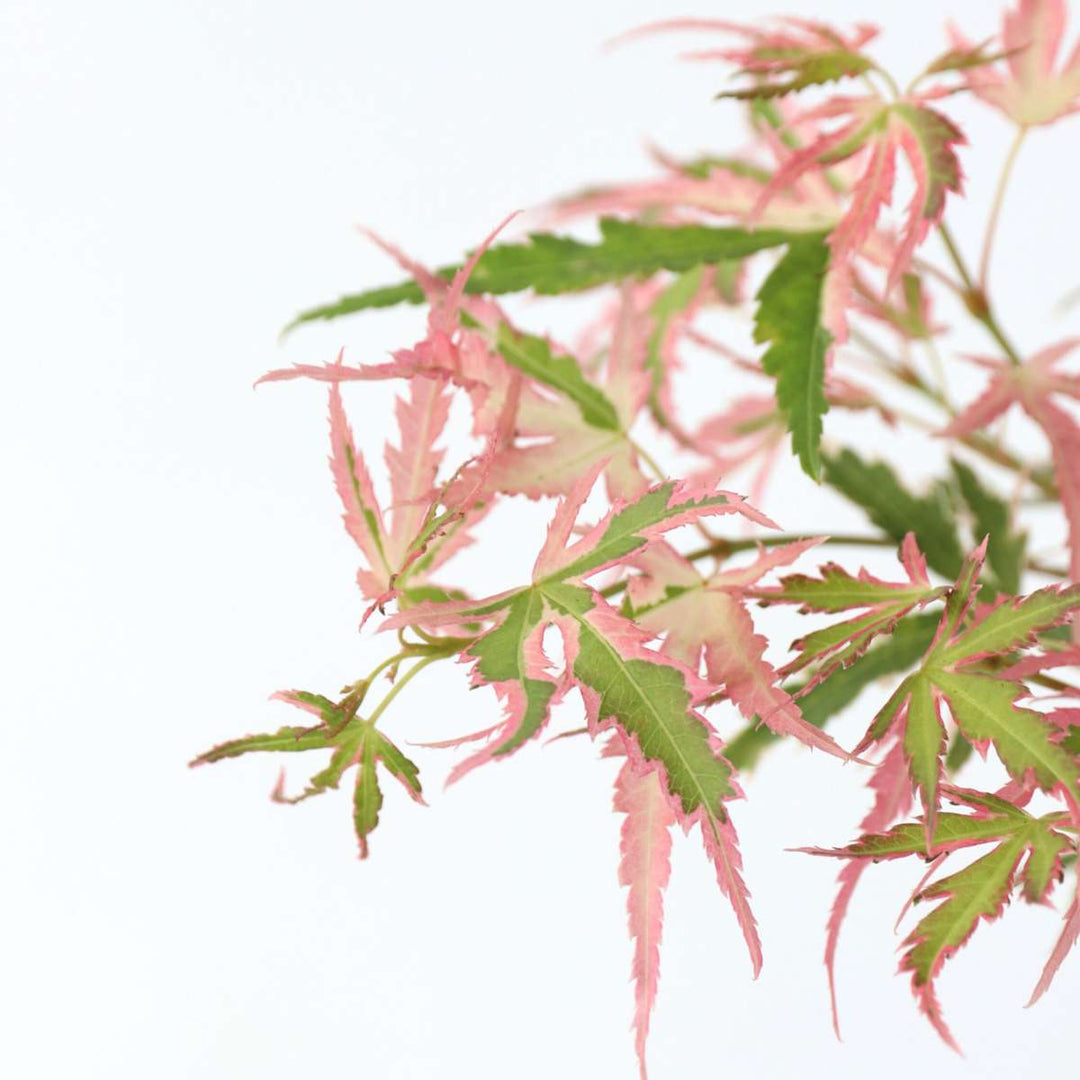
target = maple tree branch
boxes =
[365,652,453,729]
[848,328,1058,499]
[938,222,1024,367]
[979,126,1026,291]
[682,532,894,563]
[911,255,967,300]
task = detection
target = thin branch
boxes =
[979,126,1026,291]
[846,328,1058,499]
[939,222,1025,367]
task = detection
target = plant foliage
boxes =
[196,3,1080,1075]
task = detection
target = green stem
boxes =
[363,650,414,687]
[631,437,668,483]
[979,126,1026,291]
[924,336,951,412]
[938,223,1024,367]
[365,653,451,729]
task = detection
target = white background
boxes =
[3,1,1079,1077]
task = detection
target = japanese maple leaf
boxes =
[383,468,781,780]
[624,537,851,757]
[485,287,651,500]
[802,787,1078,1048]
[545,101,851,237]
[850,540,1080,845]
[383,470,793,1073]
[191,690,424,859]
[261,213,518,398]
[610,16,880,99]
[695,395,787,507]
[694,376,891,506]
[611,751,677,1080]
[571,269,741,450]
[821,737,913,1037]
[266,212,653,502]
[951,0,1080,127]
[609,19,964,342]
[750,533,947,689]
[545,153,842,236]
[942,339,1080,583]
[850,268,945,342]
[751,93,965,341]
[324,372,474,605]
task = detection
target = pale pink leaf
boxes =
[824,739,913,1037]
[1028,883,1080,1005]
[614,761,677,1080]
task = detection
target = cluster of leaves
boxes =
[195,3,1080,1076]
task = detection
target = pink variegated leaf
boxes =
[1029,886,1080,1005]
[849,543,1080,846]
[383,376,452,568]
[485,290,653,501]
[327,378,391,595]
[384,476,771,973]
[802,787,1076,1047]
[611,16,879,100]
[192,690,424,858]
[951,0,1080,127]
[750,533,946,686]
[613,759,677,1080]
[629,537,851,758]
[823,738,912,1037]
[747,94,964,337]
[256,354,429,387]
[942,340,1080,584]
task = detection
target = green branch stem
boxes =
[979,126,1026,291]
[938,222,1025,367]
[365,652,453,730]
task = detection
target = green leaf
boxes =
[495,323,620,431]
[754,233,832,479]
[754,544,947,684]
[541,580,737,823]
[192,690,428,858]
[921,40,1017,77]
[1020,818,1072,901]
[823,450,965,578]
[286,218,800,331]
[904,674,945,834]
[540,481,739,585]
[951,458,1026,594]
[352,728,383,859]
[805,788,1075,1045]
[718,49,873,100]
[816,812,1023,860]
[932,671,1080,799]
[758,567,940,613]
[855,552,1080,813]
[937,586,1080,666]
[903,832,1027,1046]
[371,730,424,801]
[190,725,334,764]
[465,589,558,759]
